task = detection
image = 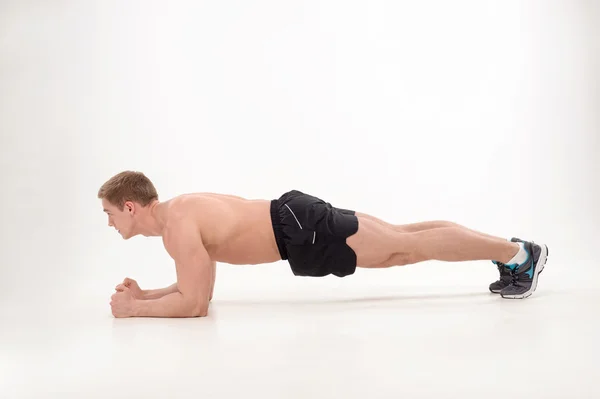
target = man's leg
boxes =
[354,213,545,295]
[355,212,509,244]
[345,213,548,298]
[346,215,521,268]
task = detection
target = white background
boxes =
[1,1,599,398]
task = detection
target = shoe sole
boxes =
[501,244,548,299]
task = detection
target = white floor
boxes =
[2,262,599,399]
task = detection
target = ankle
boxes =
[501,242,527,265]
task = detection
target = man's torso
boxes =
[162,193,281,265]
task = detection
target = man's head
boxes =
[98,171,159,239]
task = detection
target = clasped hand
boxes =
[110,277,143,318]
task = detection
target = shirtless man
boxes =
[100,171,549,318]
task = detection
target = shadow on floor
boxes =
[214,290,498,307]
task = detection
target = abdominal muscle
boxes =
[170,193,282,265]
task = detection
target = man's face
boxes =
[102,199,134,239]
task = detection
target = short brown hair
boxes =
[98,171,158,209]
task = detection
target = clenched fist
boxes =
[110,286,136,318]
[115,277,145,300]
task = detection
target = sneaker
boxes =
[500,241,549,299]
[489,237,524,294]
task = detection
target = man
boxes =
[100,171,548,318]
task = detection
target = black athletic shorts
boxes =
[270,190,359,277]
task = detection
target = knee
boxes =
[398,252,424,266]
[375,252,421,268]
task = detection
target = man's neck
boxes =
[139,201,166,237]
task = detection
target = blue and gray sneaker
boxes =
[500,240,549,299]
[489,237,524,294]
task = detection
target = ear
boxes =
[124,201,135,214]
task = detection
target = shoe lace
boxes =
[509,268,520,285]
[497,262,512,281]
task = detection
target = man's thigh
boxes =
[355,212,455,233]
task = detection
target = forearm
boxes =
[134,292,208,318]
[142,283,179,300]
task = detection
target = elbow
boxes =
[193,306,208,317]
[181,292,209,317]
[189,300,209,317]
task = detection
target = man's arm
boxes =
[142,261,213,301]
[143,283,179,300]
[133,219,214,318]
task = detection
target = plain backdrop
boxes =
[1,0,598,299]
[0,1,599,397]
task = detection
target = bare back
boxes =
[161,193,281,265]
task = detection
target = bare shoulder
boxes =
[161,208,204,258]
[159,193,233,247]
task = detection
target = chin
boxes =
[123,232,136,240]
